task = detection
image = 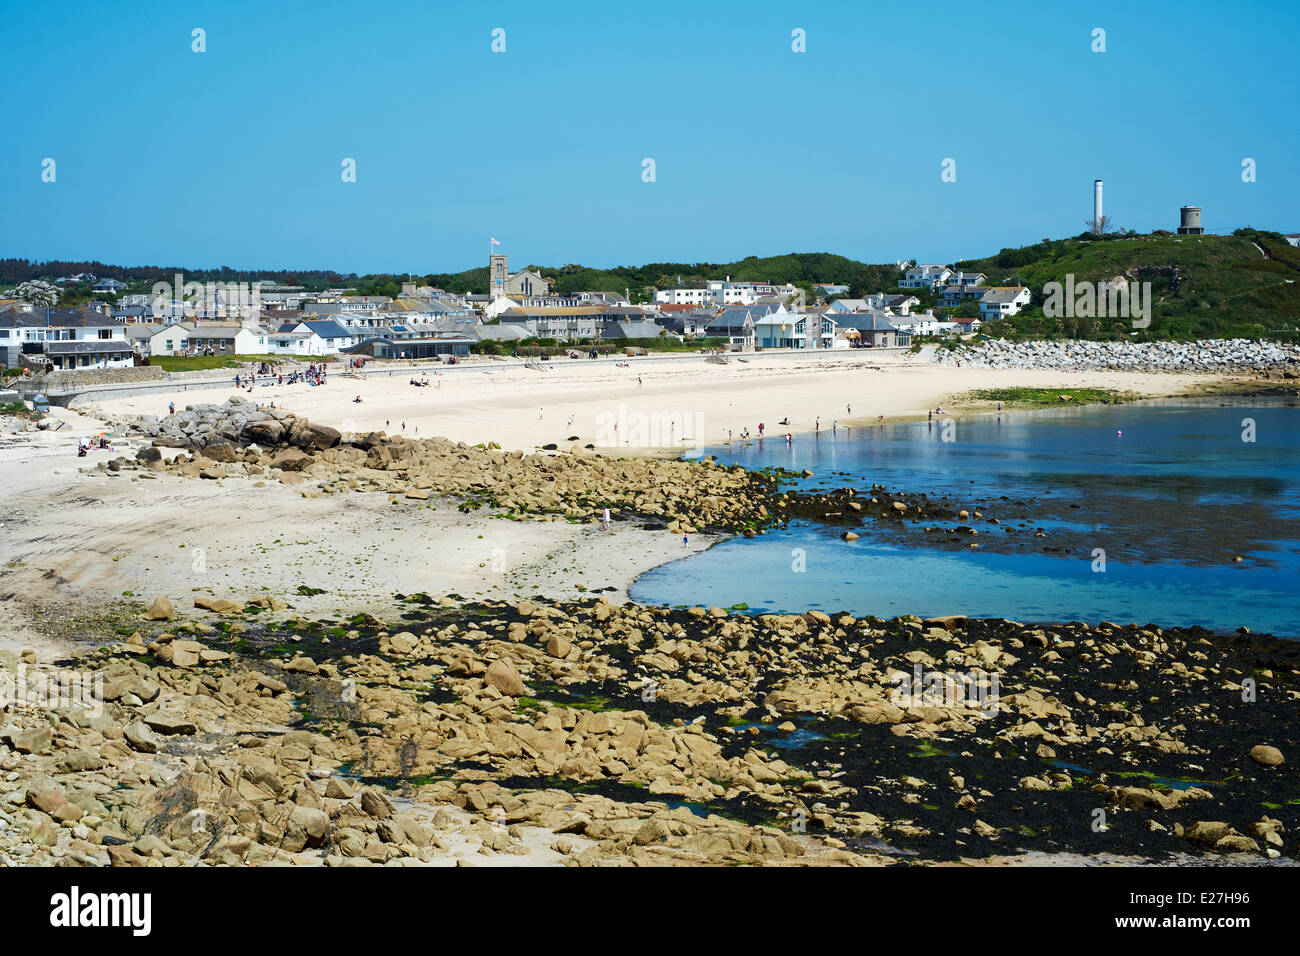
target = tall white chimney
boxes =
[1093,179,1103,233]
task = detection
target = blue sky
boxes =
[2,0,1296,274]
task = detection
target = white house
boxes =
[654,288,711,306]
[282,320,356,354]
[899,264,953,290]
[978,286,1031,319]
[0,306,132,369]
[896,312,959,336]
[754,308,837,349]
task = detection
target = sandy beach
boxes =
[0,424,718,658]
[79,350,1237,455]
[1,352,1293,870]
[0,350,1247,661]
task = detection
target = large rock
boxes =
[123,721,159,753]
[194,596,245,615]
[144,712,197,736]
[1249,745,1285,767]
[484,658,527,696]
[198,440,241,463]
[6,726,53,754]
[144,596,174,621]
[244,419,287,445]
[270,447,313,472]
[288,418,341,451]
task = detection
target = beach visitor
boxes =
[168,402,174,415]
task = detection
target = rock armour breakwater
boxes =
[934,338,1300,373]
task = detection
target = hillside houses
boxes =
[899,264,953,290]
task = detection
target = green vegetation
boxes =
[375,252,902,305]
[957,229,1300,341]
[145,353,328,372]
[971,387,1132,408]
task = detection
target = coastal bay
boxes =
[0,351,1296,867]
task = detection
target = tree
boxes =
[8,279,59,306]
[1085,215,1113,235]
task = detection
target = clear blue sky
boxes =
[3,0,1296,274]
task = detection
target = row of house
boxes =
[6,250,1029,368]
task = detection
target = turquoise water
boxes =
[631,398,1300,637]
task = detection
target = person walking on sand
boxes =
[847,403,851,415]
[602,507,611,531]
[168,402,175,416]
[539,407,544,420]
[683,532,689,548]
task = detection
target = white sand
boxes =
[83,350,1232,455]
[1,351,1238,656]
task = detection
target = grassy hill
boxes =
[952,229,1300,340]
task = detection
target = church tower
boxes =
[489,254,508,298]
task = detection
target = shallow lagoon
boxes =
[633,398,1300,636]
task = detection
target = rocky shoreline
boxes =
[2,395,1293,867]
[1,594,1294,866]
[102,397,781,535]
[934,338,1300,373]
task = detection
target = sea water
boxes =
[632,398,1300,637]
